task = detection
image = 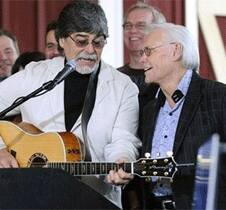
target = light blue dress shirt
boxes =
[151,69,193,196]
[151,69,193,158]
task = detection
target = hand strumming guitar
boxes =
[0,148,18,168]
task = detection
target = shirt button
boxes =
[169,113,173,116]
[164,135,168,138]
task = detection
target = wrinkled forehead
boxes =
[144,28,167,46]
[126,8,154,23]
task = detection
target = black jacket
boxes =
[140,71,226,209]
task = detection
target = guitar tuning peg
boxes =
[166,151,173,157]
[144,152,151,159]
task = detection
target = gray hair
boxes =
[56,0,108,40]
[124,2,166,24]
[145,23,200,71]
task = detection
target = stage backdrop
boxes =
[0,0,225,81]
[0,0,71,53]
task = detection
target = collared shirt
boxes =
[150,69,193,196]
[151,69,193,159]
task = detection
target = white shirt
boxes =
[0,56,141,208]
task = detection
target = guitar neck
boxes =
[0,121,179,179]
[47,162,133,176]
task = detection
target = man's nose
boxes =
[52,46,59,53]
[139,53,146,63]
[0,51,6,60]
[84,42,95,53]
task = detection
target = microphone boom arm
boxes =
[0,80,56,119]
[0,60,76,119]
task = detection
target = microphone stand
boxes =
[0,80,57,119]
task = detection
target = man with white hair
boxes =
[139,23,226,209]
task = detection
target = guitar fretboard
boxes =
[47,162,132,176]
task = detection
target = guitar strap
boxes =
[81,62,101,161]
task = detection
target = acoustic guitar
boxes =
[0,120,178,179]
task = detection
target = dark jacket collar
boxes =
[141,71,203,157]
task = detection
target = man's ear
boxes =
[59,38,65,49]
[172,43,183,61]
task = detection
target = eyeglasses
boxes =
[69,35,107,49]
[140,42,176,57]
[123,22,146,31]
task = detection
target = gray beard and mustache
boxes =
[74,52,99,74]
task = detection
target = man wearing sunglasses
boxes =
[0,1,141,208]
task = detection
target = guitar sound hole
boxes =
[28,153,48,168]
[30,157,46,168]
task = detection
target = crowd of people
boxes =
[0,19,63,81]
[0,0,225,210]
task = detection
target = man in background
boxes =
[118,2,166,112]
[45,20,63,59]
[118,3,166,209]
[0,29,19,81]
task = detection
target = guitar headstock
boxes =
[133,156,177,179]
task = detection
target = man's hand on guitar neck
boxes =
[106,158,134,186]
[0,148,19,168]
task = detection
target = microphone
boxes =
[52,59,76,85]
